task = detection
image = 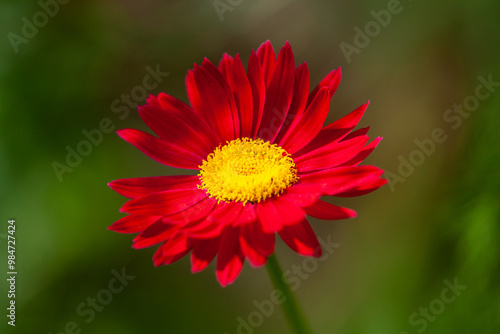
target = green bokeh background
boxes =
[1,0,499,333]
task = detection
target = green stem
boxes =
[266,253,313,334]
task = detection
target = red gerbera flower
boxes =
[108,41,386,286]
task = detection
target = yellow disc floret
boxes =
[198,137,298,204]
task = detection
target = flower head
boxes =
[108,41,386,286]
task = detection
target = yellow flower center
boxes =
[198,137,299,204]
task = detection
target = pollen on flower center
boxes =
[198,137,299,204]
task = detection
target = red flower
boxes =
[108,41,386,286]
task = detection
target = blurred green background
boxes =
[1,0,499,333]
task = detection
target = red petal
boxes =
[307,67,341,106]
[201,59,240,138]
[256,200,283,233]
[335,178,387,197]
[138,105,213,157]
[132,219,177,249]
[341,126,370,141]
[275,63,310,144]
[296,102,369,155]
[282,183,324,207]
[117,128,202,169]
[107,215,161,234]
[247,50,266,138]
[185,68,201,115]
[295,136,369,172]
[184,218,225,239]
[218,53,233,75]
[256,40,276,87]
[120,188,207,216]
[221,54,254,138]
[155,251,190,266]
[164,196,217,224]
[300,166,385,196]
[257,42,295,142]
[271,196,305,227]
[339,137,382,167]
[280,87,331,154]
[207,201,243,225]
[216,227,245,287]
[234,203,257,226]
[278,219,322,257]
[239,235,266,267]
[240,222,275,267]
[153,232,193,266]
[188,62,237,142]
[157,232,191,256]
[303,200,357,220]
[153,93,221,150]
[108,175,199,199]
[190,237,220,273]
